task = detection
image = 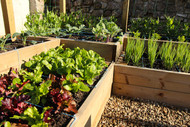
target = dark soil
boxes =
[51,34,119,43]
[0,39,44,53]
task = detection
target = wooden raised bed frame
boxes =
[68,62,114,127]
[114,35,190,108]
[0,37,60,74]
[56,36,125,62]
[0,37,114,127]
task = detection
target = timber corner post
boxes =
[1,0,16,35]
[122,0,130,32]
[60,0,66,14]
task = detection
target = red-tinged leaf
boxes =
[1,98,13,110]
[64,100,78,114]
[18,80,30,91]
[43,108,53,123]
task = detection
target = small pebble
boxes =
[98,95,190,127]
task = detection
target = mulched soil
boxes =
[98,95,190,127]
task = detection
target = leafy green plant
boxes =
[92,18,122,42]
[148,33,161,68]
[125,38,134,64]
[12,31,34,46]
[159,42,176,70]
[11,106,52,127]
[65,24,85,37]
[0,34,11,51]
[62,74,90,93]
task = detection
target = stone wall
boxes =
[66,0,124,25]
[129,0,190,22]
[45,0,190,25]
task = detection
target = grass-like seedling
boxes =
[181,44,190,72]
[125,38,134,64]
[159,42,176,70]
[148,33,161,68]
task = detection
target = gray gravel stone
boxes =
[98,95,190,127]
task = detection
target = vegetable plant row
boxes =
[0,31,39,53]
[123,32,190,73]
[0,45,108,126]
[129,16,190,42]
[24,11,123,43]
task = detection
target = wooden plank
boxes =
[122,0,130,32]
[113,83,190,108]
[0,38,60,74]
[114,64,190,93]
[60,0,66,14]
[0,50,19,75]
[114,73,190,94]
[1,0,16,34]
[67,62,114,127]
[60,39,120,62]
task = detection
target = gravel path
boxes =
[98,95,190,127]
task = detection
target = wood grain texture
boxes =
[1,0,16,34]
[114,64,190,93]
[113,64,190,107]
[67,62,114,127]
[0,38,60,75]
[122,0,130,32]
[113,83,190,108]
[60,0,66,14]
[60,38,123,62]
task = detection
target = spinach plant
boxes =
[0,34,11,51]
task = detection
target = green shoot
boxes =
[148,33,161,68]
[159,42,176,70]
[0,34,11,51]
[181,44,190,72]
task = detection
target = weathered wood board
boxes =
[60,38,123,62]
[67,62,114,127]
[113,64,190,108]
[0,37,60,74]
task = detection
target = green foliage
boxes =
[159,42,176,70]
[125,31,145,66]
[13,31,34,46]
[24,45,107,87]
[180,44,190,72]
[0,97,3,107]
[0,121,11,127]
[0,34,11,51]
[62,74,90,92]
[129,16,190,41]
[92,18,122,42]
[65,24,85,36]
[11,106,51,127]
[24,11,62,36]
[148,33,161,68]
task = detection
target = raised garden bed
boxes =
[59,37,124,62]
[0,37,60,74]
[114,36,190,108]
[0,44,114,127]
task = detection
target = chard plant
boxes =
[159,42,176,70]
[0,34,11,51]
[148,33,161,68]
